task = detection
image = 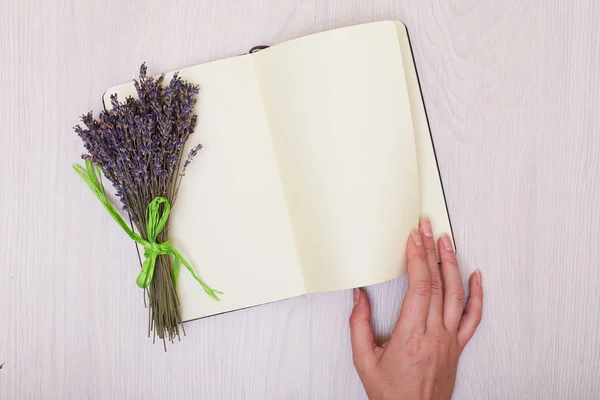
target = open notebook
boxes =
[104,20,453,322]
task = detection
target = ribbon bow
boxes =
[73,160,221,301]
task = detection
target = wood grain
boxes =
[1,0,599,398]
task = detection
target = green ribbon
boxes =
[73,159,221,301]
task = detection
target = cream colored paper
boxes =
[103,20,452,321]
[254,21,419,292]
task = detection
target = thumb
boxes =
[349,288,377,370]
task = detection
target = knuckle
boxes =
[424,239,436,253]
[411,250,429,262]
[444,257,459,269]
[405,335,423,357]
[349,314,362,327]
[451,287,465,303]
[414,279,432,296]
[430,277,443,294]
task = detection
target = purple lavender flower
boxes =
[75,63,202,228]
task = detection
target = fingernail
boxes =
[410,229,423,246]
[441,233,453,252]
[420,218,433,237]
[475,269,482,286]
[353,288,359,305]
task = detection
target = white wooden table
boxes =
[2,1,599,398]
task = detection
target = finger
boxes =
[439,234,464,332]
[420,219,443,328]
[349,288,378,370]
[457,270,483,351]
[395,229,431,335]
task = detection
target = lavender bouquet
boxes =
[74,64,220,345]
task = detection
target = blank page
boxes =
[104,56,305,321]
[254,21,419,292]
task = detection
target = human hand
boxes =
[349,219,483,400]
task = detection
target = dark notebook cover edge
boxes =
[403,26,456,255]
